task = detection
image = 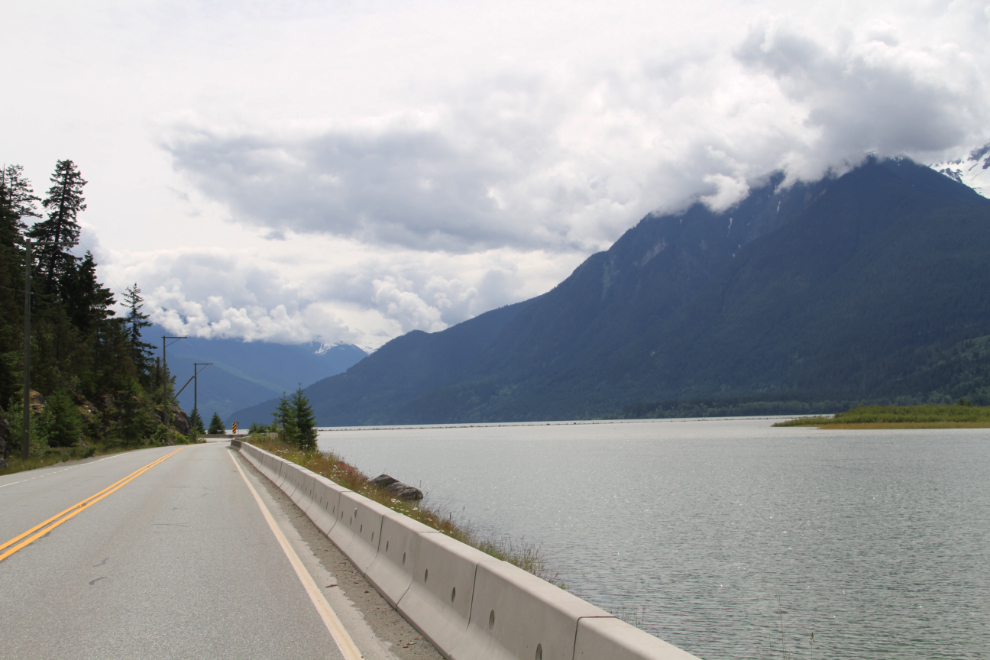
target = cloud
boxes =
[734,17,990,179]
[13,0,990,348]
[164,10,990,260]
[103,241,578,349]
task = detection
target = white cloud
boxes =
[4,0,989,348]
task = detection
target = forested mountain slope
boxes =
[274,157,990,425]
[230,298,535,425]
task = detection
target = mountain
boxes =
[143,326,367,421]
[228,300,535,425]
[931,142,990,198]
[247,156,990,425]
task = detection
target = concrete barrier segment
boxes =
[365,509,439,607]
[280,463,299,499]
[451,561,611,660]
[334,492,390,575]
[574,618,702,660]
[397,532,500,657]
[289,471,316,509]
[303,477,344,536]
[274,458,289,489]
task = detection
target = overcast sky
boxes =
[3,0,988,350]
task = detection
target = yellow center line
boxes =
[0,447,185,563]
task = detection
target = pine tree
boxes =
[189,408,206,435]
[122,284,155,380]
[188,408,205,440]
[116,378,153,445]
[273,393,298,444]
[291,386,318,450]
[208,412,224,434]
[0,164,39,247]
[29,159,86,295]
[62,252,115,335]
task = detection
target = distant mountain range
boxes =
[233,154,990,426]
[142,326,367,421]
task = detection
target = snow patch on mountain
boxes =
[931,143,990,198]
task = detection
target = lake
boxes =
[316,417,989,659]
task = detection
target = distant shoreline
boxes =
[775,403,990,429]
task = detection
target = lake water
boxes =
[316,418,990,660]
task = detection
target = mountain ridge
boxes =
[235,156,990,425]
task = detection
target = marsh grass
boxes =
[774,403,990,429]
[246,436,562,585]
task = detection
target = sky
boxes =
[2,0,989,350]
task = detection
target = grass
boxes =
[244,435,562,586]
[0,442,160,476]
[774,403,990,429]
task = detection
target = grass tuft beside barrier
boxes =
[244,436,561,586]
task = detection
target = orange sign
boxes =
[232,422,238,434]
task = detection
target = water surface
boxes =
[317,418,990,659]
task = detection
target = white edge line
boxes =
[228,450,363,660]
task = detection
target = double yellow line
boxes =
[0,447,185,563]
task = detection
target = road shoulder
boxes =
[230,446,443,660]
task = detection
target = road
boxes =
[0,442,421,660]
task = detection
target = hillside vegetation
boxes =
[0,161,193,471]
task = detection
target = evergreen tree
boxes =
[122,284,155,380]
[208,412,224,434]
[116,378,153,445]
[291,386,318,450]
[0,164,39,247]
[46,389,84,447]
[62,252,115,335]
[273,392,298,443]
[29,159,86,295]
[188,408,205,440]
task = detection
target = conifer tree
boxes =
[123,284,155,380]
[188,408,205,438]
[0,164,39,246]
[29,159,86,294]
[62,252,116,335]
[208,412,224,434]
[273,393,298,444]
[291,386,318,450]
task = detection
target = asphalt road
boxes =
[0,442,360,659]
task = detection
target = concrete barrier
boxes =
[397,532,500,655]
[304,476,347,536]
[230,441,702,660]
[574,618,701,660]
[452,561,610,660]
[332,491,390,574]
[365,510,438,607]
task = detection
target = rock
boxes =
[29,390,46,416]
[370,473,424,500]
[387,482,424,500]
[172,407,191,435]
[155,405,191,435]
[370,474,399,488]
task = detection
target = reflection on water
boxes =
[318,418,990,660]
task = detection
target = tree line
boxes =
[0,159,184,467]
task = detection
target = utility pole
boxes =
[22,240,31,461]
[161,335,187,437]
